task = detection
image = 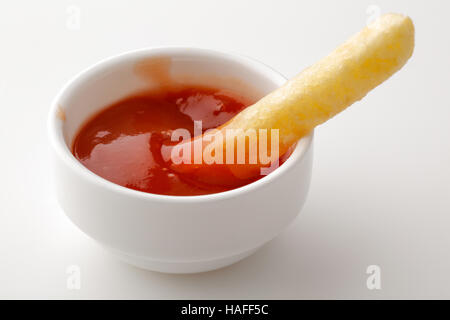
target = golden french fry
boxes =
[222,13,415,157]
[168,13,415,184]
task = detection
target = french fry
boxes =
[167,13,415,185]
[223,13,415,156]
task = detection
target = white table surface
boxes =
[1,0,449,299]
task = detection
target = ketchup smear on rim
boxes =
[72,86,287,196]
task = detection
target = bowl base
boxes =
[104,246,261,274]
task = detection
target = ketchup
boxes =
[72,86,269,196]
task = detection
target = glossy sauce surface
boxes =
[72,86,268,196]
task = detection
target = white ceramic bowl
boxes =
[48,47,313,273]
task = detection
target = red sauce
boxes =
[72,86,271,196]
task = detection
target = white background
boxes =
[0,0,449,299]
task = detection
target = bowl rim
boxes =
[48,46,313,203]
